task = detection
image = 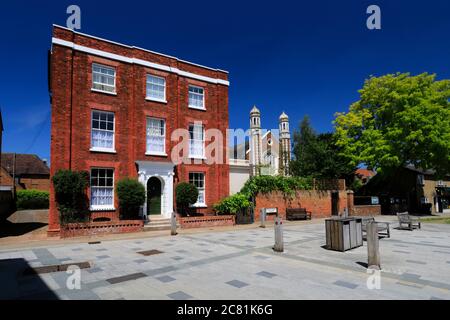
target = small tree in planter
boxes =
[213,193,254,224]
[116,178,146,220]
[175,182,198,217]
[52,170,90,225]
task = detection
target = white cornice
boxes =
[52,37,229,86]
[52,24,229,74]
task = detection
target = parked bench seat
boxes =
[286,208,312,221]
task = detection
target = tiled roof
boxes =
[1,153,49,176]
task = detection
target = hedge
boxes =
[16,190,49,210]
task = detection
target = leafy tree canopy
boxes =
[290,116,355,179]
[334,73,450,177]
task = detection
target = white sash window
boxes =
[188,85,205,110]
[90,168,114,210]
[146,118,166,155]
[91,110,115,152]
[189,172,205,206]
[146,75,166,102]
[92,64,116,93]
[189,123,204,158]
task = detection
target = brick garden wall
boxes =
[255,190,348,221]
[178,215,235,229]
[352,205,381,216]
[60,220,144,238]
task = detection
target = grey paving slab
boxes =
[156,275,176,283]
[333,280,358,289]
[167,291,193,300]
[256,271,277,278]
[405,260,427,265]
[226,280,249,288]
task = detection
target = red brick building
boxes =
[48,25,230,236]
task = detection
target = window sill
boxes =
[189,155,207,160]
[90,148,117,154]
[188,106,206,111]
[145,152,168,157]
[90,207,116,212]
[91,88,117,96]
[190,204,207,208]
[146,97,167,104]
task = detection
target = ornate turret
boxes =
[249,106,262,176]
[279,112,291,176]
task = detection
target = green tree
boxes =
[52,170,90,224]
[290,116,354,180]
[334,73,450,177]
[116,178,146,220]
[175,182,199,216]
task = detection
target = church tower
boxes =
[279,112,291,176]
[249,106,263,176]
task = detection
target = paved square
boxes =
[1,216,450,300]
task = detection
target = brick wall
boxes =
[18,176,50,191]
[352,205,381,216]
[255,190,348,221]
[49,26,229,235]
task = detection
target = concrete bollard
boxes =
[367,221,381,269]
[273,216,284,252]
[260,208,266,228]
[171,212,178,236]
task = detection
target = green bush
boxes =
[52,170,90,224]
[175,182,199,216]
[16,190,49,210]
[213,193,253,215]
[116,178,146,220]
[240,175,312,198]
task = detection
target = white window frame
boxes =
[92,63,117,95]
[189,172,206,207]
[146,74,167,103]
[188,85,205,110]
[90,168,115,211]
[90,110,116,153]
[146,117,167,156]
[188,122,205,159]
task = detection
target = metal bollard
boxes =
[367,221,381,268]
[171,212,178,236]
[260,208,266,228]
[273,216,284,252]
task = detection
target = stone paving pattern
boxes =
[1,217,450,300]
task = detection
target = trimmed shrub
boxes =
[116,178,146,220]
[175,182,198,216]
[52,170,90,224]
[213,193,253,215]
[16,190,49,210]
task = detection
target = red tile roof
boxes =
[1,153,49,176]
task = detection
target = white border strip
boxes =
[52,37,229,86]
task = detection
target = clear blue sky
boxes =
[1,0,450,162]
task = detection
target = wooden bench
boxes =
[397,212,421,231]
[359,217,390,238]
[286,208,312,221]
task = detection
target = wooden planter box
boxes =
[325,217,363,252]
[235,208,254,225]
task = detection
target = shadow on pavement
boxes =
[0,221,48,238]
[0,258,59,300]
